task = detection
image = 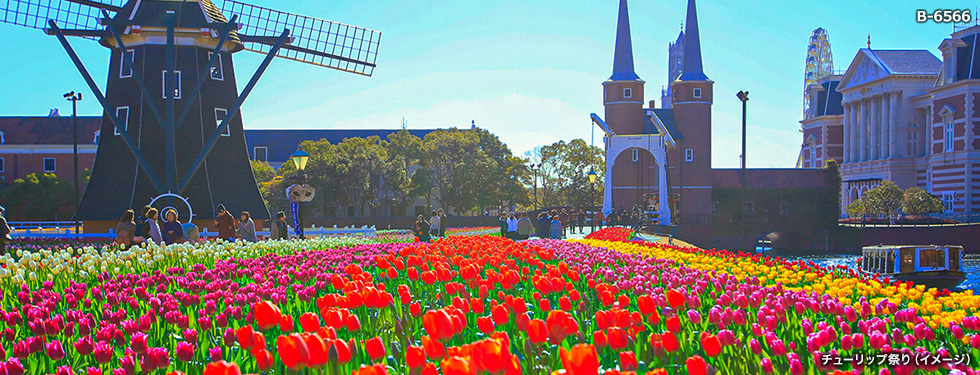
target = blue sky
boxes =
[0,0,971,167]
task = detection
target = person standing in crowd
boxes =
[594,210,605,231]
[183,219,200,242]
[0,206,11,255]
[559,209,570,236]
[270,211,289,240]
[536,211,550,239]
[414,215,431,242]
[215,204,237,242]
[550,210,563,239]
[238,211,257,243]
[132,205,150,245]
[161,209,185,245]
[438,209,447,237]
[114,209,136,247]
[144,207,163,244]
[429,211,441,239]
[498,213,508,237]
[569,209,579,234]
[506,212,519,239]
[517,212,533,240]
[577,208,586,234]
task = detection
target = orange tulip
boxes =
[441,356,476,375]
[423,309,456,343]
[559,344,599,375]
[253,301,281,331]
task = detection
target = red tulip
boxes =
[422,336,446,360]
[607,327,628,351]
[353,364,388,375]
[299,312,321,332]
[662,332,679,353]
[619,351,637,371]
[421,363,438,375]
[253,301,282,331]
[592,330,608,349]
[477,316,495,335]
[277,333,310,370]
[527,319,548,345]
[559,344,599,375]
[666,290,685,308]
[302,333,328,368]
[406,345,426,369]
[700,332,722,357]
[254,349,273,371]
[637,295,655,315]
[666,315,681,333]
[202,361,242,375]
[441,356,476,375]
[686,355,707,375]
[365,337,386,361]
[279,314,294,332]
[423,309,456,343]
[236,326,255,349]
[491,305,509,326]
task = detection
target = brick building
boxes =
[0,112,101,183]
[802,25,980,218]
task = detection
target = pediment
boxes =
[938,105,956,118]
[838,51,889,91]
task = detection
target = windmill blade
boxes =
[221,0,380,76]
[1,0,125,34]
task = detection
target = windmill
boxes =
[1,0,380,225]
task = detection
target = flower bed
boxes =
[0,235,977,375]
[585,227,636,242]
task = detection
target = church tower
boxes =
[669,0,714,223]
[603,0,645,135]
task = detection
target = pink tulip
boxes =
[209,346,223,362]
[749,338,762,355]
[760,357,774,374]
[176,342,195,362]
[5,358,25,375]
[74,336,94,356]
[687,309,702,324]
[789,358,803,375]
[56,366,73,375]
[46,340,66,361]
[93,341,113,364]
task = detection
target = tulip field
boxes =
[0,227,978,375]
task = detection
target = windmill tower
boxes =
[1,0,380,228]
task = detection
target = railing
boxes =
[11,225,377,239]
[8,221,79,230]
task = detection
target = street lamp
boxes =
[737,90,749,252]
[587,168,597,209]
[291,147,309,239]
[529,163,541,210]
[64,91,82,234]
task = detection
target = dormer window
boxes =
[693,88,702,98]
[624,88,632,99]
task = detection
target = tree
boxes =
[531,139,605,208]
[421,129,491,214]
[845,198,864,218]
[0,173,74,221]
[902,187,945,215]
[863,180,903,217]
[250,160,284,216]
[381,131,426,215]
[250,160,276,185]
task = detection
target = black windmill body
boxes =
[1,0,380,222]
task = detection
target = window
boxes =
[744,201,755,214]
[114,107,130,135]
[693,88,702,98]
[779,201,789,216]
[942,194,954,212]
[208,52,224,81]
[93,130,100,144]
[215,108,230,136]
[945,122,954,151]
[254,146,268,162]
[43,158,56,173]
[120,49,135,78]
[919,249,942,268]
[907,131,919,156]
[0,158,5,173]
[685,149,694,162]
[631,149,639,162]
[810,145,817,167]
[162,70,182,99]
[0,130,5,144]
[624,88,632,98]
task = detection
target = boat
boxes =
[859,245,966,289]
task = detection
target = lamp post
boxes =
[64,91,82,234]
[588,168,597,209]
[529,163,541,210]
[737,90,749,252]
[291,147,310,239]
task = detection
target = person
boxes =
[569,209,579,234]
[414,215,431,242]
[238,211,257,243]
[0,206,11,255]
[270,211,289,240]
[517,212,533,240]
[114,209,136,247]
[438,209,447,237]
[182,221,200,242]
[132,205,151,245]
[506,212,519,239]
[215,204,237,242]
[537,211,551,239]
[144,207,163,244]
[559,209,570,236]
[594,210,605,230]
[429,211,441,239]
[161,209,185,245]
[550,211,563,239]
[577,209,586,234]
[498,213,508,237]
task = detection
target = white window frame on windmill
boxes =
[162,70,182,99]
[120,49,135,79]
[215,108,230,137]
[208,52,224,81]
[624,88,632,99]
[114,107,130,136]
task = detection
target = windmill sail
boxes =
[221,0,380,76]
[1,0,125,32]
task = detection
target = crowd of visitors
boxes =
[111,203,287,248]
[413,209,447,242]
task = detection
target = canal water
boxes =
[781,254,980,292]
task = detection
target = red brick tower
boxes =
[669,0,714,226]
[603,0,645,135]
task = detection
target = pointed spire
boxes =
[678,0,709,81]
[609,0,641,81]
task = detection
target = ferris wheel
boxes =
[803,28,834,118]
